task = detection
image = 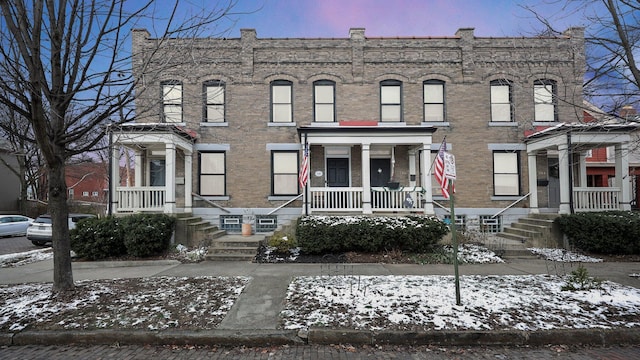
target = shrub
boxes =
[555,211,640,255]
[268,230,297,253]
[71,216,127,260]
[122,214,175,257]
[296,215,449,254]
[561,265,603,291]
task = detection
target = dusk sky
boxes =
[213,0,589,38]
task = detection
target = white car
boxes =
[26,214,96,246]
[0,215,34,237]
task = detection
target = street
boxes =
[0,235,39,256]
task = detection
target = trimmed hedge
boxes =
[296,215,449,254]
[71,214,175,259]
[554,211,640,255]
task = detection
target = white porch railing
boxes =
[116,186,165,212]
[309,187,424,213]
[573,187,620,212]
[309,187,363,212]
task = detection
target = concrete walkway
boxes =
[1,257,639,347]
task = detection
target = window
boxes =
[82,191,89,197]
[272,151,299,195]
[150,159,166,186]
[162,81,182,123]
[314,80,335,122]
[199,152,225,196]
[423,80,445,122]
[68,188,74,199]
[493,151,520,196]
[380,80,402,122]
[92,191,99,197]
[271,80,293,123]
[203,81,225,122]
[490,80,512,122]
[479,215,502,233]
[534,79,557,122]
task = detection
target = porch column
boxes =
[110,143,120,214]
[421,144,434,215]
[615,143,631,210]
[361,143,372,214]
[164,143,176,214]
[579,152,588,187]
[408,150,416,187]
[527,151,539,214]
[134,151,143,186]
[558,144,571,214]
[184,150,193,212]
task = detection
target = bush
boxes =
[296,215,449,255]
[268,230,297,253]
[554,211,640,255]
[122,214,175,257]
[71,216,127,260]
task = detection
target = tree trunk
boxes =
[48,159,74,292]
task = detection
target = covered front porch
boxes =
[298,125,438,215]
[525,123,640,214]
[108,124,196,215]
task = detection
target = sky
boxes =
[207,0,588,39]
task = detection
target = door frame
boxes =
[324,146,351,187]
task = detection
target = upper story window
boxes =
[161,81,182,123]
[271,80,293,123]
[203,80,225,123]
[490,80,513,122]
[313,80,335,122]
[534,79,557,122]
[380,80,402,122]
[423,80,445,122]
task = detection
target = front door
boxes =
[370,159,391,187]
[548,158,560,208]
[326,158,349,187]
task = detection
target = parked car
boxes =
[26,213,96,246]
[0,215,34,237]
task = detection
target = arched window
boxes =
[423,80,445,122]
[313,80,335,122]
[271,80,293,123]
[490,79,513,122]
[380,79,402,122]
[161,80,182,123]
[534,79,557,122]
[203,80,225,123]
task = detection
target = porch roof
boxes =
[524,122,640,152]
[298,125,437,145]
[110,123,197,153]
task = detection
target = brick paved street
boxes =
[1,344,639,359]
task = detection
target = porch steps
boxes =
[483,235,538,259]
[496,213,562,253]
[206,234,265,261]
[175,214,226,248]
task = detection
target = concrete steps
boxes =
[175,213,226,248]
[206,234,265,261]
[493,213,562,260]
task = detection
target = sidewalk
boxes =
[1,257,639,347]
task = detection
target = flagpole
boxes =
[304,135,309,216]
[449,180,461,306]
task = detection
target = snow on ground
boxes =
[528,248,603,263]
[0,248,53,268]
[282,274,640,331]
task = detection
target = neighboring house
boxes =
[66,161,133,205]
[0,139,21,213]
[109,26,639,233]
[584,105,640,208]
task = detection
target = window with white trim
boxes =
[204,80,225,122]
[82,191,89,197]
[272,151,299,195]
[92,191,99,197]
[423,80,445,122]
[161,81,182,123]
[271,80,293,123]
[380,80,402,122]
[199,152,226,196]
[490,80,513,122]
[314,80,335,122]
[493,151,520,196]
[534,79,557,122]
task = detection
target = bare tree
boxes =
[523,0,639,117]
[0,0,241,292]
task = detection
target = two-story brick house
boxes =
[109,27,638,233]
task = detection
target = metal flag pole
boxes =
[449,180,461,305]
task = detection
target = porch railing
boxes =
[309,187,424,213]
[573,187,620,212]
[116,186,165,212]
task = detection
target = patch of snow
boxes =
[528,248,603,263]
[0,248,53,268]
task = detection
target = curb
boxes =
[71,260,181,269]
[3,328,639,347]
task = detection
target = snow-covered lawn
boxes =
[282,274,640,331]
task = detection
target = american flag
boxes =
[298,143,309,189]
[435,138,452,198]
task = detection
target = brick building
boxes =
[109,27,639,233]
